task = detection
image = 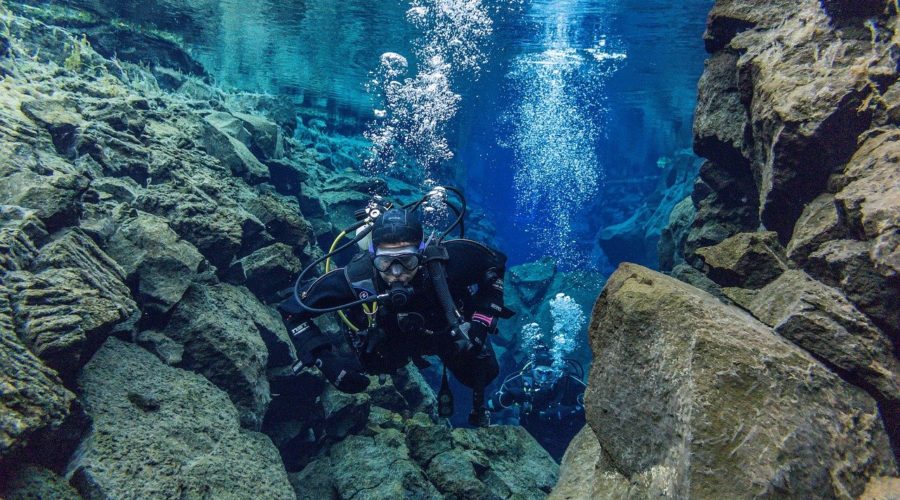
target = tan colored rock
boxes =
[585,264,895,498]
[695,231,790,288]
[787,193,848,264]
[859,476,900,500]
[747,270,899,404]
[834,129,900,279]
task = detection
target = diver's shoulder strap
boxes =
[344,252,378,298]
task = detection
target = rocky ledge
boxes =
[557,0,899,497]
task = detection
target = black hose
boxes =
[293,225,379,314]
[438,186,466,242]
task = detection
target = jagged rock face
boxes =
[69,337,293,499]
[568,264,895,498]
[736,270,899,405]
[291,417,558,500]
[5,228,138,376]
[0,465,82,500]
[163,282,294,429]
[661,0,900,461]
[694,231,790,289]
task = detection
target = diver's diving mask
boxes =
[373,245,422,274]
[532,365,556,385]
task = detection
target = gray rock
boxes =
[0,465,81,500]
[134,180,263,268]
[406,420,453,466]
[508,258,556,308]
[0,205,48,273]
[449,426,558,499]
[290,457,338,500]
[585,263,895,498]
[226,242,300,301]
[134,329,183,366]
[6,229,137,375]
[745,270,899,404]
[234,111,284,160]
[163,283,274,429]
[104,209,204,315]
[321,385,371,439]
[0,291,75,461]
[391,365,438,418]
[200,115,269,184]
[68,337,293,499]
[807,239,900,339]
[695,231,790,288]
[336,429,440,499]
[833,130,900,280]
[203,111,252,146]
[426,448,498,500]
[658,196,695,271]
[549,426,636,500]
[786,193,848,264]
[692,50,750,170]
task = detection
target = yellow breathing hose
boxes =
[326,230,377,332]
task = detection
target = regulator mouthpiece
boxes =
[389,282,413,308]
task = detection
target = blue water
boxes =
[179,0,711,448]
[187,0,711,270]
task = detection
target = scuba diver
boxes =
[277,187,513,426]
[487,350,587,460]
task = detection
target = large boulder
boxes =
[580,264,895,498]
[103,208,205,315]
[200,114,270,184]
[807,239,900,339]
[508,258,557,308]
[742,270,899,405]
[234,111,284,160]
[5,229,138,375]
[695,231,789,288]
[163,283,287,429]
[68,337,293,499]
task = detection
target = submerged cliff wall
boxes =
[0,4,552,499]
[556,0,899,497]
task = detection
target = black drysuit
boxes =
[488,370,586,460]
[278,239,509,396]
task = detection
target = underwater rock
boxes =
[448,426,558,498]
[0,292,75,461]
[0,464,81,500]
[549,426,644,500]
[200,113,270,184]
[0,205,49,273]
[134,329,183,366]
[234,111,285,160]
[133,179,261,268]
[5,229,137,376]
[582,263,895,498]
[785,193,848,265]
[744,269,899,403]
[303,430,440,500]
[237,191,312,249]
[508,257,557,308]
[807,239,900,340]
[658,196,695,271]
[103,208,205,316]
[163,282,276,429]
[832,129,900,280]
[695,231,789,289]
[69,337,293,499]
[390,365,438,418]
[692,50,750,170]
[226,242,301,302]
[321,385,371,439]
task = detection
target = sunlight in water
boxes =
[508,0,626,266]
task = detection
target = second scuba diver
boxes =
[277,188,513,426]
[487,350,587,460]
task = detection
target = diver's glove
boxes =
[315,350,370,394]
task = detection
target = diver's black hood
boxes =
[371,209,424,247]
